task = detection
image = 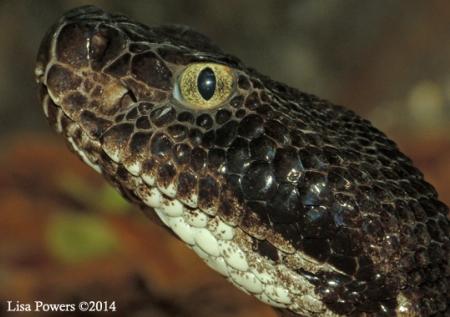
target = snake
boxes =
[34,6,449,317]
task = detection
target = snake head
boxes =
[36,6,449,317]
[35,5,246,178]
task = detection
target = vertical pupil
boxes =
[197,67,216,100]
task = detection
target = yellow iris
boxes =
[177,63,235,109]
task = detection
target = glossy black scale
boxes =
[197,67,215,100]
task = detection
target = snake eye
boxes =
[174,63,235,109]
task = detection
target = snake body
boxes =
[35,6,449,316]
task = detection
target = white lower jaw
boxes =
[131,174,342,317]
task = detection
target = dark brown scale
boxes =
[167,124,188,142]
[253,239,279,262]
[172,143,191,165]
[101,123,134,157]
[114,113,125,123]
[150,133,173,160]
[267,182,301,223]
[259,91,270,102]
[46,65,82,97]
[229,95,244,108]
[243,200,271,238]
[241,161,277,201]
[264,119,291,145]
[244,91,259,110]
[249,135,277,162]
[328,254,357,275]
[62,91,87,115]
[196,113,214,130]
[157,163,177,189]
[131,51,172,90]
[125,107,139,120]
[190,147,207,172]
[201,130,216,148]
[188,128,203,146]
[219,174,245,224]
[235,109,246,118]
[241,212,268,240]
[298,146,327,170]
[427,218,445,241]
[225,137,251,174]
[251,79,263,89]
[238,114,264,139]
[136,116,151,129]
[37,6,450,317]
[215,109,232,124]
[56,23,89,67]
[177,171,198,204]
[329,229,360,256]
[238,74,251,90]
[298,171,330,206]
[302,238,330,262]
[207,148,226,172]
[300,205,337,239]
[150,106,176,126]
[104,53,131,76]
[128,132,151,156]
[79,110,112,138]
[272,147,303,183]
[214,120,238,147]
[198,175,220,212]
[322,145,344,166]
[327,166,352,191]
[115,165,130,183]
[302,131,324,148]
[141,158,157,178]
[177,111,195,123]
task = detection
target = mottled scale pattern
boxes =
[35,6,449,317]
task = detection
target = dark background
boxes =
[0,1,449,316]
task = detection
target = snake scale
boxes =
[35,6,449,317]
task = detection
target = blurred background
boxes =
[0,0,449,316]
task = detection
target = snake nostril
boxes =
[89,31,109,61]
[87,24,129,73]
